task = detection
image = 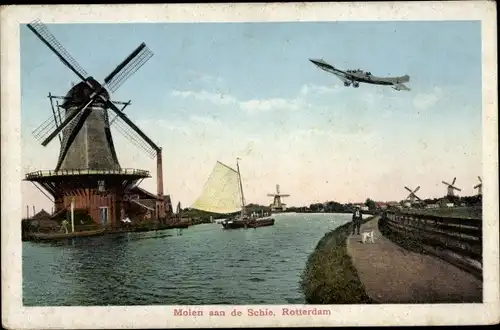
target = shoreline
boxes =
[23,221,191,242]
[300,215,376,304]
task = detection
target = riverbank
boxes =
[24,219,191,242]
[300,215,376,304]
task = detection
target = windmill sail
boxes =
[191,161,243,214]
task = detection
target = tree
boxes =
[365,198,377,211]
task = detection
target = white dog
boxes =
[361,230,375,244]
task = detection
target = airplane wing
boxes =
[392,83,411,91]
[309,58,349,76]
[332,72,351,84]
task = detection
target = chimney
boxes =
[156,149,164,198]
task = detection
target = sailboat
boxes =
[191,159,275,229]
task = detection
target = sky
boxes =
[20,21,483,212]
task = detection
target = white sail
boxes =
[191,161,243,214]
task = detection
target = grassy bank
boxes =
[300,216,376,304]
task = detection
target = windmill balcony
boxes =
[25,168,150,180]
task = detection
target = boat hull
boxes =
[221,218,275,229]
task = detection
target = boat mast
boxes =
[236,158,246,218]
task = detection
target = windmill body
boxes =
[474,176,482,196]
[267,184,290,213]
[57,80,120,171]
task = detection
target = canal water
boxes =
[23,213,354,306]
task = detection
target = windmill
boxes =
[176,201,183,220]
[267,184,290,213]
[404,186,421,204]
[474,176,482,196]
[23,20,168,226]
[442,177,462,197]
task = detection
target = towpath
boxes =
[346,216,482,303]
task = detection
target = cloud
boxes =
[170,90,237,106]
[184,70,225,86]
[170,82,339,114]
[239,97,304,113]
[299,83,339,97]
[413,86,443,111]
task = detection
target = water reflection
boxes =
[23,213,351,306]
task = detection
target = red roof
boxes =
[128,186,171,200]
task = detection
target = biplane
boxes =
[309,58,411,91]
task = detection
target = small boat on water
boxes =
[191,158,275,230]
[221,216,275,229]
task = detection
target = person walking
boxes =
[352,206,362,235]
[60,219,69,234]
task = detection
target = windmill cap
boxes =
[62,77,109,109]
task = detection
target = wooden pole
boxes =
[236,158,246,218]
[71,198,75,233]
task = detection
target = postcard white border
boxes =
[1,2,498,328]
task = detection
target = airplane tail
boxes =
[400,75,410,83]
[393,83,411,91]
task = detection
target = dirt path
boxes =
[346,216,482,303]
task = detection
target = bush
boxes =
[301,217,375,304]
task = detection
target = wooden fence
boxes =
[384,210,482,279]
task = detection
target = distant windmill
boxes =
[474,176,482,196]
[442,177,461,197]
[176,201,182,218]
[267,184,290,213]
[404,186,421,204]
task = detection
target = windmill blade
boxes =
[111,116,157,158]
[267,194,276,197]
[102,109,121,166]
[105,98,161,153]
[276,185,280,194]
[442,181,451,186]
[405,193,412,200]
[41,97,96,146]
[478,176,482,183]
[452,177,456,185]
[474,184,481,189]
[103,43,154,93]
[109,100,131,126]
[452,186,462,191]
[55,108,93,170]
[415,195,421,201]
[48,93,62,144]
[280,194,290,197]
[32,105,65,142]
[27,20,88,82]
[414,186,420,193]
[404,186,412,192]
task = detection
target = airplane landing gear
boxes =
[344,81,351,87]
[353,82,360,88]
